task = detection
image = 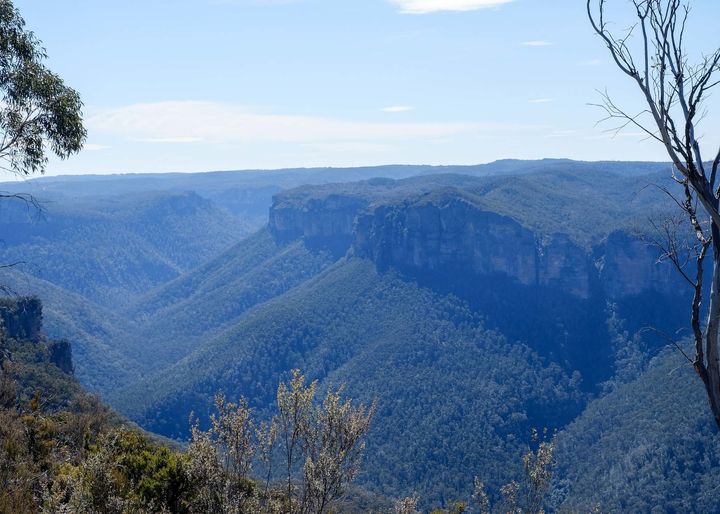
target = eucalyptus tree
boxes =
[0,1,85,282]
[587,0,720,427]
[0,0,85,177]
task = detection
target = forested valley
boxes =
[3,0,720,511]
[3,159,720,512]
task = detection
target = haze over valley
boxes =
[2,159,717,510]
[4,0,720,512]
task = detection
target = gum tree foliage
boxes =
[275,369,376,514]
[588,0,720,428]
[182,370,375,514]
[399,429,556,514]
[0,0,85,176]
[475,429,555,514]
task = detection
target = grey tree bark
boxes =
[588,0,720,428]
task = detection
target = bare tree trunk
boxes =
[704,227,720,427]
[588,0,720,428]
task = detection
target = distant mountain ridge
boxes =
[0,159,676,392]
[97,161,694,505]
[269,172,683,299]
[0,159,702,506]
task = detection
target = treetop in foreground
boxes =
[0,0,85,176]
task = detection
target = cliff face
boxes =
[0,297,43,343]
[598,230,679,298]
[268,187,680,300]
[354,194,593,298]
[269,193,369,255]
[0,297,74,375]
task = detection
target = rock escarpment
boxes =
[268,183,681,300]
[354,191,593,298]
[269,193,370,256]
[597,230,680,298]
[0,297,74,375]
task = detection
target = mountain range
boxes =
[0,159,712,507]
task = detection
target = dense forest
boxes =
[0,298,384,513]
[3,0,720,509]
[2,159,718,511]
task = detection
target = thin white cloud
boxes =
[521,40,553,47]
[544,129,578,139]
[83,143,110,151]
[381,105,413,113]
[529,98,554,104]
[209,0,299,5]
[617,131,648,138]
[579,58,601,66]
[87,101,530,145]
[390,0,512,14]
[136,137,204,144]
[585,130,651,141]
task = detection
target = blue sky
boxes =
[12,0,720,175]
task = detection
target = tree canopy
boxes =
[0,0,85,176]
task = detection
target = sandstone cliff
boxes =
[268,183,682,300]
[0,297,74,375]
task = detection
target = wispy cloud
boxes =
[136,137,204,144]
[521,40,553,47]
[209,0,299,5]
[83,143,110,151]
[544,129,578,139]
[529,98,554,104]
[617,131,648,138]
[584,130,650,141]
[87,101,529,146]
[381,105,413,113]
[389,0,512,14]
[579,58,602,66]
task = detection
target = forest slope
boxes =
[116,258,585,505]
[116,228,336,371]
[554,347,720,512]
[0,191,248,308]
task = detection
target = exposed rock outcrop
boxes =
[0,297,74,375]
[48,339,74,375]
[354,191,593,298]
[0,296,43,342]
[269,193,369,255]
[268,185,681,300]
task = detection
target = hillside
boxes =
[116,228,336,372]
[0,190,249,309]
[554,347,720,512]
[116,258,585,505]
[106,161,698,505]
[0,159,703,508]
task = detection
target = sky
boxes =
[11,0,720,175]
